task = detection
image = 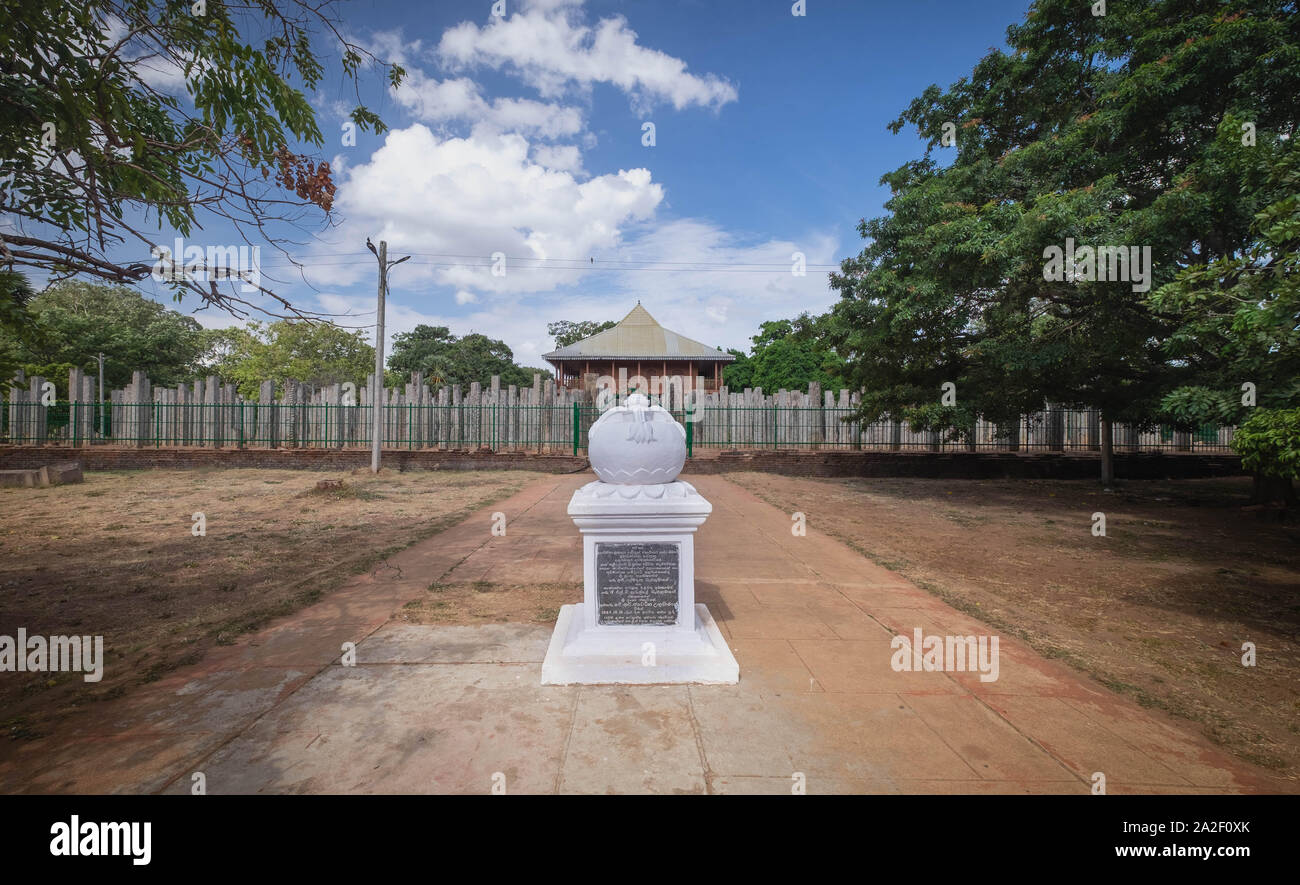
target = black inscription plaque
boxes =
[596,542,680,626]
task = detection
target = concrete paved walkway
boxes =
[0,474,1288,794]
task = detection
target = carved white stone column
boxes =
[541,394,738,685]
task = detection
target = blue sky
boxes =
[131,0,1033,368]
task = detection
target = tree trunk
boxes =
[1100,416,1115,487]
[1252,473,1297,507]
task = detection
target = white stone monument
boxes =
[541,394,739,685]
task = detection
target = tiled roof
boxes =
[543,304,734,362]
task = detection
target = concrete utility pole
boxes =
[366,238,410,473]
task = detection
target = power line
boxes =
[400,251,842,268]
[251,250,844,271]
[254,257,843,273]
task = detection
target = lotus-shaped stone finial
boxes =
[587,393,687,485]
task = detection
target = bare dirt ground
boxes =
[396,579,580,627]
[726,472,1300,781]
[0,468,543,739]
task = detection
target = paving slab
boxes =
[560,686,705,794]
[1,471,1292,794]
[357,623,550,664]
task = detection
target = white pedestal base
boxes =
[542,479,739,685]
[541,603,739,685]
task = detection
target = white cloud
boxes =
[363,28,424,67]
[438,0,738,112]
[287,121,837,370]
[93,14,189,95]
[394,68,584,139]
[531,143,583,173]
[302,213,840,374]
[128,55,190,94]
[598,219,841,361]
[387,220,837,370]
[243,9,836,375]
[303,123,663,299]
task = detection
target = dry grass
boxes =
[0,467,544,738]
[727,472,1300,780]
[397,579,580,627]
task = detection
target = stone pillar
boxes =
[29,375,47,444]
[1005,417,1021,452]
[204,376,218,447]
[541,393,738,685]
[451,385,463,450]
[80,374,94,445]
[490,374,501,451]
[507,384,518,450]
[437,386,449,450]
[542,378,554,453]
[1048,403,1065,451]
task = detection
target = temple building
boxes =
[543,303,734,397]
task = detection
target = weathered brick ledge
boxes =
[0,446,590,473]
[0,446,1242,480]
[686,449,1243,480]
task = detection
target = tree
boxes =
[518,365,555,383]
[1152,146,1300,426]
[448,332,539,389]
[828,0,1300,484]
[387,325,457,385]
[389,324,550,389]
[211,320,374,398]
[723,316,845,392]
[548,319,616,348]
[1232,408,1300,509]
[0,280,208,392]
[721,348,751,390]
[0,271,39,383]
[0,0,402,317]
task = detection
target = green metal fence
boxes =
[2,401,588,452]
[2,400,1236,454]
[680,406,1235,453]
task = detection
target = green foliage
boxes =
[0,271,38,383]
[0,0,401,312]
[722,316,845,392]
[828,0,1300,458]
[721,349,751,390]
[387,325,456,384]
[210,320,375,399]
[0,280,207,393]
[1232,408,1300,480]
[1153,146,1300,425]
[547,319,616,349]
[1159,386,1242,428]
[388,325,550,389]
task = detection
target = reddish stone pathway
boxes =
[0,474,1289,794]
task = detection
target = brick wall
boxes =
[0,446,589,474]
[0,446,1242,480]
[686,450,1244,480]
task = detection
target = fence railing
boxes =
[2,400,1236,455]
[2,401,585,453]
[681,406,1235,454]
